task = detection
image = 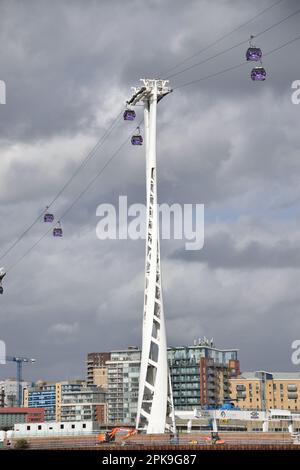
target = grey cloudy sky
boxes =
[0,0,300,381]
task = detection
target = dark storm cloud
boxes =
[171,230,300,269]
[1,0,300,381]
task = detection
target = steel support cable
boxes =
[173,35,300,90]
[163,0,286,76]
[0,109,124,263]
[6,120,143,273]
[4,20,299,272]
[6,31,300,271]
[0,1,292,264]
[166,6,300,80]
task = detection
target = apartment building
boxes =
[102,339,240,424]
[106,348,141,425]
[86,352,111,387]
[60,386,107,423]
[230,371,300,411]
[169,339,239,410]
[23,380,84,422]
[0,379,30,407]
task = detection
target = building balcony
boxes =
[287,385,298,392]
[207,383,216,390]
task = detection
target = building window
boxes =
[27,426,30,431]
[60,424,64,429]
[38,425,42,430]
[71,424,75,429]
[82,424,86,429]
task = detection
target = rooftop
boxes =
[235,371,300,380]
[0,407,42,414]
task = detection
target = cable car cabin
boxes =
[131,134,143,145]
[246,47,262,61]
[53,223,63,237]
[53,227,63,237]
[251,67,266,81]
[131,128,143,145]
[131,135,143,145]
[44,213,54,223]
[123,109,136,121]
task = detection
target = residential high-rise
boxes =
[86,352,111,387]
[23,380,84,422]
[60,386,107,423]
[24,382,57,421]
[169,339,239,410]
[106,348,141,425]
[103,339,239,424]
[92,367,108,389]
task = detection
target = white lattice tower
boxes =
[127,79,175,434]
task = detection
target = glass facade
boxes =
[168,345,239,410]
[28,387,56,421]
[26,383,83,422]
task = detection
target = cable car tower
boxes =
[127,79,175,434]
